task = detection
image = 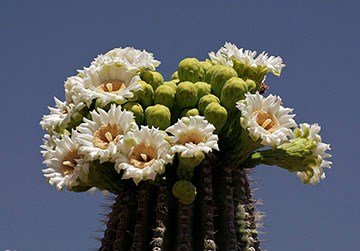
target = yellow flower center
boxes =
[129,144,157,169]
[96,80,125,93]
[253,110,279,132]
[178,131,203,145]
[61,150,81,175]
[93,124,123,149]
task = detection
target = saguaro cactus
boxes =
[40,43,332,250]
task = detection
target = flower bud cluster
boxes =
[40,43,332,204]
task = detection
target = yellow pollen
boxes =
[61,150,81,176]
[140,153,148,162]
[93,124,123,149]
[253,110,279,132]
[62,160,75,168]
[106,83,113,92]
[178,131,203,145]
[261,118,272,129]
[96,80,125,93]
[104,132,113,142]
[129,144,157,169]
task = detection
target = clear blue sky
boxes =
[1,1,359,250]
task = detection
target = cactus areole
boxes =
[40,43,332,250]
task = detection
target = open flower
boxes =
[209,42,257,68]
[209,42,285,77]
[115,126,173,185]
[236,92,296,146]
[70,64,142,107]
[294,123,332,184]
[91,47,161,72]
[42,132,89,191]
[254,52,285,76]
[166,116,219,157]
[40,97,86,131]
[75,104,137,163]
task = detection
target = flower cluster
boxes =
[40,43,332,202]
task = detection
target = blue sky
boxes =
[1,1,359,250]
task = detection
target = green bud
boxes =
[204,64,238,97]
[171,71,179,80]
[175,81,198,109]
[154,85,176,109]
[204,103,228,132]
[198,94,220,114]
[178,58,205,83]
[194,81,211,99]
[177,152,205,179]
[172,180,197,205]
[145,104,171,130]
[245,79,257,93]
[200,61,213,73]
[163,79,179,91]
[123,102,144,125]
[133,80,154,108]
[220,77,248,111]
[181,108,200,118]
[140,70,164,90]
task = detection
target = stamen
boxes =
[262,119,272,129]
[106,83,113,92]
[63,160,75,168]
[105,132,113,142]
[140,153,148,162]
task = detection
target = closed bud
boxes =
[198,94,220,114]
[221,77,248,111]
[171,71,179,80]
[181,108,200,118]
[200,60,213,73]
[175,81,198,109]
[145,104,171,130]
[204,103,228,132]
[204,64,238,97]
[172,180,197,205]
[140,70,164,90]
[178,58,205,83]
[133,80,154,108]
[245,79,257,93]
[163,79,179,91]
[194,81,211,99]
[154,85,175,109]
[123,102,144,125]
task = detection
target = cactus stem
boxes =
[200,155,216,251]
[176,202,193,251]
[99,195,122,251]
[151,183,168,251]
[112,187,138,251]
[131,184,154,251]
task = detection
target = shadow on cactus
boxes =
[40,43,332,251]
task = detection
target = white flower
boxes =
[294,123,332,185]
[40,97,86,131]
[209,42,257,68]
[75,104,137,163]
[209,42,285,76]
[70,64,142,107]
[91,47,161,72]
[115,126,173,185]
[42,132,89,190]
[208,50,233,67]
[236,92,296,146]
[166,116,219,157]
[255,51,285,76]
